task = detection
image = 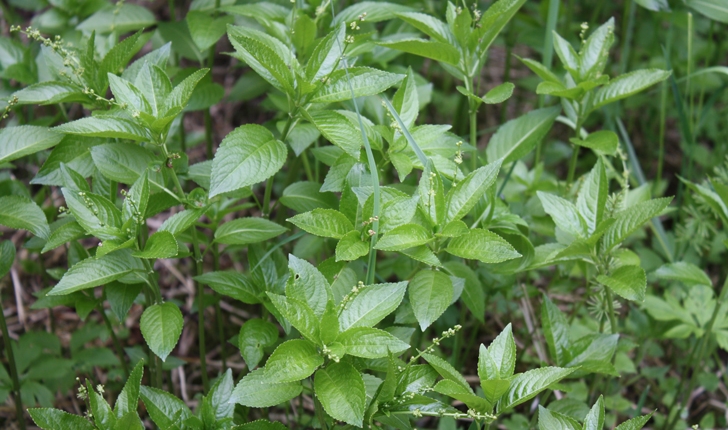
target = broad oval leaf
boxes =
[195,271,260,304]
[209,124,287,197]
[339,281,407,330]
[265,339,323,383]
[596,265,646,302]
[214,218,287,245]
[314,362,366,427]
[592,69,671,110]
[0,125,63,165]
[338,327,409,358]
[374,223,432,251]
[49,249,144,295]
[0,195,51,240]
[310,67,404,103]
[445,159,502,223]
[486,106,560,164]
[239,319,279,370]
[132,231,178,259]
[498,367,575,411]
[287,208,354,239]
[409,270,453,330]
[446,229,521,263]
[140,302,184,361]
[231,368,302,408]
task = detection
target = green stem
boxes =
[204,109,214,160]
[97,305,129,377]
[314,392,328,430]
[262,176,275,217]
[566,116,583,184]
[190,226,210,392]
[212,244,226,369]
[605,288,617,334]
[0,295,25,430]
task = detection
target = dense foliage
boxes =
[0,0,727,428]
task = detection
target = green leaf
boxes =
[41,220,87,253]
[473,0,526,54]
[338,327,409,358]
[597,265,646,302]
[140,302,184,361]
[265,339,323,383]
[0,195,50,240]
[409,270,453,330]
[280,181,338,213]
[482,82,515,104]
[286,255,332,317]
[187,11,234,51]
[434,379,492,413]
[62,188,123,240]
[498,367,575,411]
[29,408,96,430]
[304,109,372,159]
[685,0,728,22]
[13,82,87,106]
[227,25,295,96]
[0,125,63,165]
[486,106,560,164]
[208,369,235,421]
[305,24,345,83]
[91,142,156,185]
[392,67,420,129]
[541,296,570,366]
[55,116,152,141]
[592,69,671,110]
[538,405,581,430]
[106,282,142,322]
[418,161,445,226]
[163,69,210,114]
[115,361,144,418]
[214,218,287,245]
[314,362,366,427]
[537,191,587,238]
[267,293,319,343]
[195,271,259,304]
[566,333,619,375]
[443,261,484,322]
[395,11,452,43]
[422,352,471,390]
[209,124,287,197]
[235,420,288,430]
[635,0,670,11]
[339,281,407,330]
[122,171,150,226]
[577,159,608,235]
[614,413,654,430]
[583,396,605,430]
[0,241,15,279]
[654,262,712,287]
[310,67,404,103]
[132,231,178,259]
[446,229,521,263]
[288,208,354,239]
[519,57,561,84]
[238,319,279,370]
[334,1,413,24]
[139,386,192,429]
[445,159,502,223]
[78,4,155,34]
[335,231,369,262]
[231,368,302,408]
[108,73,152,115]
[378,38,460,65]
[32,137,97,186]
[600,197,672,252]
[579,22,615,82]
[49,249,144,295]
[479,324,517,380]
[374,223,432,251]
[552,32,580,76]
[158,208,206,236]
[570,130,618,156]
[101,30,148,81]
[88,381,116,429]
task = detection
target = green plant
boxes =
[0,0,727,428]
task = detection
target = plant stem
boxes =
[97,305,129,377]
[212,244,226,369]
[605,288,617,334]
[190,226,210,392]
[0,297,25,430]
[262,176,274,217]
[566,116,583,184]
